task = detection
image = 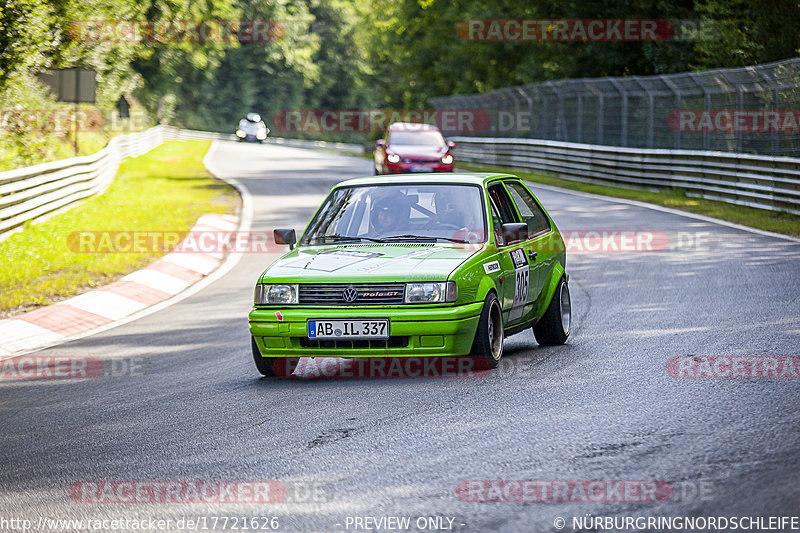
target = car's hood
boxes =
[260,243,483,283]
[386,145,446,160]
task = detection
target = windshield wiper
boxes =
[379,234,471,244]
[312,234,473,244]
[312,234,384,244]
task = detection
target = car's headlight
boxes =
[256,131,267,139]
[236,129,246,138]
[404,281,457,303]
[254,283,298,304]
[387,154,400,163]
[441,154,454,164]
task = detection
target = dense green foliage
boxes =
[1,0,798,160]
[368,0,800,108]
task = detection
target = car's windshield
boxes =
[388,130,445,147]
[300,184,486,244]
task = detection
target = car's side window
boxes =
[505,181,551,236]
[488,184,518,246]
[489,202,505,246]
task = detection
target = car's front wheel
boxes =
[251,336,277,376]
[533,277,571,346]
[471,292,504,368]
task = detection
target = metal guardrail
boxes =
[451,136,800,215]
[0,127,364,240]
[0,126,181,240]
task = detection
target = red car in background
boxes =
[374,122,455,174]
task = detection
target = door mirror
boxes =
[376,139,385,148]
[447,141,456,149]
[502,222,528,244]
[273,228,297,250]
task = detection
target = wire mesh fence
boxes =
[430,58,800,157]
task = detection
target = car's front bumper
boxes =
[385,161,454,173]
[249,303,482,357]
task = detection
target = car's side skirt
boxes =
[503,321,533,338]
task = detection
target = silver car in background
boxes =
[236,113,269,143]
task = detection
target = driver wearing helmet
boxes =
[424,190,481,241]
[370,192,410,235]
[424,191,467,227]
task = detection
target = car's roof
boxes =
[388,122,440,131]
[336,172,519,188]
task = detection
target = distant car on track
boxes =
[373,122,455,174]
[236,113,269,143]
[249,173,571,377]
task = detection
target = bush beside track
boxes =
[0,140,239,317]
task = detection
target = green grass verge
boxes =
[456,161,800,237]
[0,140,239,317]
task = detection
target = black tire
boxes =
[533,277,571,346]
[470,292,504,368]
[251,336,277,376]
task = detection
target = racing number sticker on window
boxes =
[508,247,529,322]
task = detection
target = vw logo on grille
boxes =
[342,287,358,303]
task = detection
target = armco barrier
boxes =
[0,127,362,240]
[450,136,800,215]
[0,126,180,240]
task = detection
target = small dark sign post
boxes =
[38,68,97,156]
[117,96,130,119]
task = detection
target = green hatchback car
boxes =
[249,173,570,376]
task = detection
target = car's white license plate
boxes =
[308,319,389,340]
[410,165,432,172]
